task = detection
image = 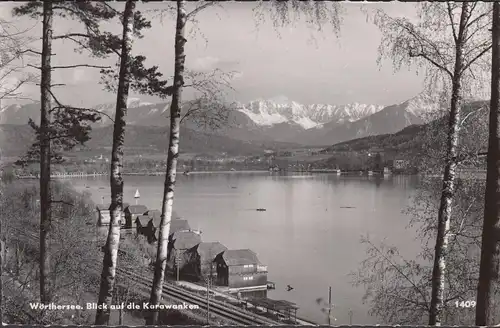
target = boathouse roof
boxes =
[218,249,261,266]
[171,231,202,250]
[125,205,148,214]
[135,215,150,227]
[145,209,161,219]
[191,242,227,262]
[170,219,191,236]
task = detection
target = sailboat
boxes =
[134,189,140,204]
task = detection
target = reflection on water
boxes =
[70,173,420,325]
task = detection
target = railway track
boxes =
[12,228,282,325]
[115,266,280,325]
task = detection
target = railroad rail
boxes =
[11,228,283,326]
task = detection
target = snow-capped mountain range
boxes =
[0,94,439,146]
[236,96,384,129]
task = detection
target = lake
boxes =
[69,172,421,325]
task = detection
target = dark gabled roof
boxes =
[170,219,190,236]
[135,215,150,227]
[148,216,162,228]
[171,231,202,250]
[191,242,227,263]
[145,209,161,219]
[125,205,148,214]
[218,249,261,266]
[96,203,110,211]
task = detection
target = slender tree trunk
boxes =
[39,0,53,305]
[428,3,469,326]
[95,0,134,324]
[0,238,3,324]
[147,0,187,324]
[476,3,500,325]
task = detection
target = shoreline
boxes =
[14,169,424,180]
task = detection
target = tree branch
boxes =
[409,51,454,78]
[186,2,216,20]
[460,44,493,74]
[52,33,90,40]
[446,3,458,43]
[48,88,115,123]
[363,238,430,310]
[26,63,41,70]
[52,64,112,70]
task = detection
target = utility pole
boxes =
[206,275,211,324]
[328,286,332,326]
[176,254,180,281]
[206,263,215,324]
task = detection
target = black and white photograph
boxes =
[0,0,499,326]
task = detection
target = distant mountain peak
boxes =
[237,98,384,129]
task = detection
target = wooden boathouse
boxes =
[183,241,228,281]
[124,204,148,228]
[213,249,268,298]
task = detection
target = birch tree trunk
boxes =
[476,3,500,325]
[95,0,135,324]
[39,0,53,305]
[428,3,469,325]
[147,0,187,324]
[0,239,3,324]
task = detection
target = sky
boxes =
[0,2,424,108]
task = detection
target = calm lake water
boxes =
[69,172,421,325]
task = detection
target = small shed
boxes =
[184,242,228,281]
[96,204,111,226]
[124,204,148,228]
[168,231,202,270]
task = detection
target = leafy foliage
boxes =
[369,2,492,101]
[351,176,494,325]
[0,180,100,324]
[12,2,174,166]
[100,55,173,99]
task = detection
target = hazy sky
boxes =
[1,2,424,107]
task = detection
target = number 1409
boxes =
[455,300,476,308]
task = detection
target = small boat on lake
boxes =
[256,208,267,212]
